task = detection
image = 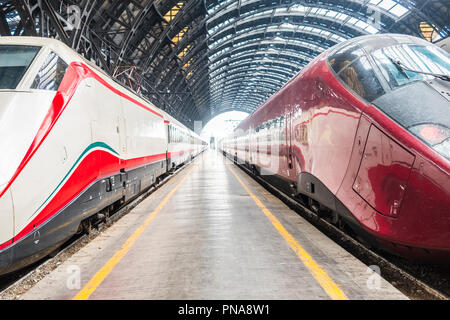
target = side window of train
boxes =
[328,44,365,74]
[31,51,68,91]
[337,55,385,102]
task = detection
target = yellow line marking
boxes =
[73,165,197,300]
[227,165,349,300]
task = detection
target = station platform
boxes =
[19,151,406,300]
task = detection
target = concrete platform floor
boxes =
[19,150,407,300]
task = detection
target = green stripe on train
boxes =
[31,142,119,218]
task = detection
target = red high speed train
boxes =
[222,34,450,262]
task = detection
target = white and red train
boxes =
[0,37,207,274]
[222,34,450,262]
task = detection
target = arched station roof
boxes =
[0,0,448,127]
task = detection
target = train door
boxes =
[352,122,414,218]
[0,190,14,250]
[285,108,295,178]
[165,121,170,171]
[233,134,237,161]
[245,133,250,164]
[117,103,127,156]
[249,125,254,165]
[91,84,123,156]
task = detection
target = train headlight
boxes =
[409,124,450,160]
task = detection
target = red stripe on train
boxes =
[1,150,166,250]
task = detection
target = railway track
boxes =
[1,151,447,300]
[233,158,449,300]
[0,157,197,300]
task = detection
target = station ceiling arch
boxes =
[0,0,448,127]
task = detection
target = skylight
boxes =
[368,0,410,18]
[205,0,422,115]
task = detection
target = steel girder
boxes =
[0,0,448,126]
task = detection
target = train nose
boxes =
[0,91,54,192]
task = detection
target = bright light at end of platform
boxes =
[200,111,249,142]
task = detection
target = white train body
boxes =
[0,37,206,274]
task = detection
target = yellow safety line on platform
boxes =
[227,165,349,300]
[73,165,197,300]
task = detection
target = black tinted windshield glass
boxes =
[328,43,365,74]
[337,55,385,102]
[31,51,68,91]
[0,45,40,89]
[372,44,450,89]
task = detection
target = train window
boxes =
[31,51,68,91]
[372,44,450,89]
[328,43,365,75]
[337,55,385,102]
[0,45,40,89]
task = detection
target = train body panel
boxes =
[0,37,207,274]
[0,190,13,246]
[291,59,366,195]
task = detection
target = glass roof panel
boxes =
[367,0,410,17]
[205,0,406,116]
[389,4,409,17]
[378,0,397,11]
[2,0,447,125]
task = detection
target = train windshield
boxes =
[0,45,40,89]
[372,44,450,161]
[328,44,385,102]
[31,51,68,91]
[372,44,450,89]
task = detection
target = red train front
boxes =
[223,34,450,262]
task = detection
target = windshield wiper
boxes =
[388,57,410,79]
[390,58,450,82]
